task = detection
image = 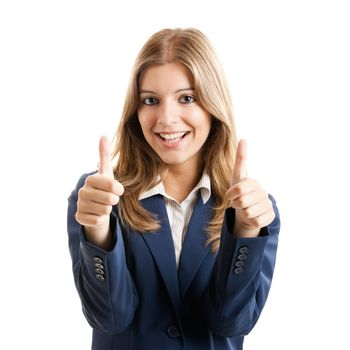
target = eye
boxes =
[143,97,159,105]
[179,95,196,104]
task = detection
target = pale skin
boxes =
[137,62,212,202]
[75,136,124,250]
[227,139,275,237]
[75,63,275,248]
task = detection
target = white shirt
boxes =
[139,171,211,268]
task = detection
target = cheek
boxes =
[197,115,212,136]
[137,114,155,147]
[137,111,151,131]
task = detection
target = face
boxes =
[137,62,212,173]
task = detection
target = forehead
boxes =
[139,62,193,92]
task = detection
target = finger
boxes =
[226,178,260,201]
[232,139,248,185]
[78,201,114,216]
[98,135,114,178]
[75,212,106,227]
[86,175,124,196]
[229,189,268,209]
[249,209,276,229]
[240,199,272,220]
[79,186,121,205]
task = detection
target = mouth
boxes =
[155,131,191,146]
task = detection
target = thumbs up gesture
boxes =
[75,136,124,249]
[226,139,275,238]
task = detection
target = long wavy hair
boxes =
[111,28,237,253]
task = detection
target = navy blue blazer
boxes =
[67,173,280,350]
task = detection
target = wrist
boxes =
[84,220,113,250]
[233,224,260,238]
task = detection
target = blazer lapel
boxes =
[140,195,181,319]
[177,195,214,299]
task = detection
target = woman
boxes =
[67,27,280,350]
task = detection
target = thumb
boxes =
[98,135,114,178]
[231,139,248,185]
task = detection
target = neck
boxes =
[160,162,204,202]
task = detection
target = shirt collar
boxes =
[139,170,211,204]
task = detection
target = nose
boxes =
[157,99,179,126]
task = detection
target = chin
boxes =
[161,159,186,165]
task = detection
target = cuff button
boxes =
[93,256,103,264]
[95,268,105,275]
[234,260,245,268]
[238,246,249,254]
[96,274,105,281]
[233,267,244,274]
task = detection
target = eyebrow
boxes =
[139,87,195,95]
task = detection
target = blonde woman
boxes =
[67,28,280,350]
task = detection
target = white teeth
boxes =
[159,132,187,140]
[163,137,181,143]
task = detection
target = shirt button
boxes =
[95,268,104,275]
[95,263,104,269]
[167,325,181,338]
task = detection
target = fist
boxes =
[226,139,275,238]
[75,136,124,228]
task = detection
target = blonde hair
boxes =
[111,28,237,253]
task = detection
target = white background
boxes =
[1,0,349,349]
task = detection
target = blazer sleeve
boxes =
[202,194,280,337]
[67,173,139,335]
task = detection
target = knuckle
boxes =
[243,207,252,218]
[236,197,244,208]
[85,174,96,186]
[78,187,90,201]
[106,180,115,193]
[91,215,103,226]
[89,217,98,226]
[235,185,243,196]
[118,183,125,196]
[108,194,119,205]
[113,181,124,195]
[226,189,234,202]
[77,187,85,198]
[103,205,112,215]
[75,212,88,226]
[251,217,261,227]
[75,212,81,223]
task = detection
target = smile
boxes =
[155,131,190,147]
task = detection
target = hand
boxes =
[226,139,275,238]
[75,136,124,248]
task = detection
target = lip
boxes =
[155,131,191,148]
[155,131,190,134]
